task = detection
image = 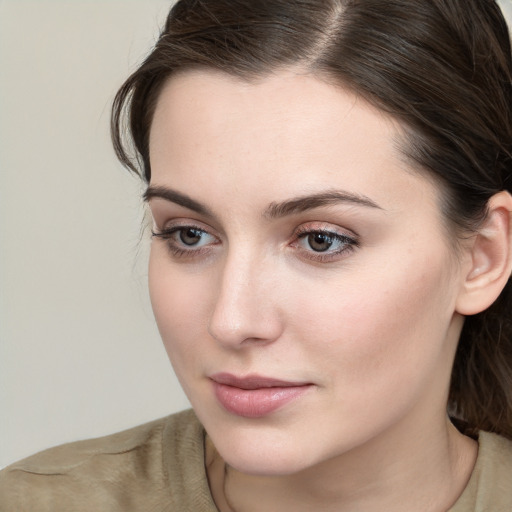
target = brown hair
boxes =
[111,0,512,438]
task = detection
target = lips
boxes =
[210,373,312,418]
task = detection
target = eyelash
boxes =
[151,224,359,263]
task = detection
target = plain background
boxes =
[1,0,512,469]
[0,0,189,469]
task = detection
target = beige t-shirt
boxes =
[0,409,511,511]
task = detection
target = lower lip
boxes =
[212,382,312,418]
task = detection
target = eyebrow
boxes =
[144,185,382,219]
[264,190,382,218]
[144,186,214,217]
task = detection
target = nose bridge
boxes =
[208,243,282,347]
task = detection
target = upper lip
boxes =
[210,373,310,390]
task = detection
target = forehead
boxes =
[149,69,439,217]
[150,69,401,159]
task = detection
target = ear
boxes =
[456,191,512,315]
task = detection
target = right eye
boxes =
[151,225,219,257]
[175,227,211,247]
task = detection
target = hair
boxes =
[111,0,512,438]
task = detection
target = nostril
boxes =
[207,298,283,348]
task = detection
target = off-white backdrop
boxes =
[0,0,190,469]
[1,0,512,469]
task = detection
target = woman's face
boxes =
[148,69,469,475]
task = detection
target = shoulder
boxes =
[451,431,512,511]
[2,415,169,475]
[476,430,512,493]
[0,409,212,511]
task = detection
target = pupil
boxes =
[180,228,201,246]
[308,233,333,252]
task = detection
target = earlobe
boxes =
[456,191,512,316]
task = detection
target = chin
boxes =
[221,445,314,476]
[204,419,322,476]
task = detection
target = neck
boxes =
[207,415,477,512]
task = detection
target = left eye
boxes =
[297,231,355,253]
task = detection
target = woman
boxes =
[1,0,512,510]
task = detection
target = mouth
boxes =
[210,373,313,418]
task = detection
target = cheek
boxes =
[290,248,458,400]
[148,249,212,373]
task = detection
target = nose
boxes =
[207,251,284,348]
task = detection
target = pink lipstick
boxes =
[210,373,312,418]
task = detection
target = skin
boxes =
[147,69,479,511]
